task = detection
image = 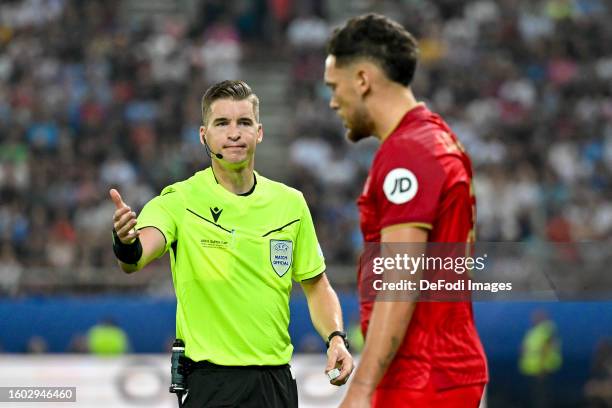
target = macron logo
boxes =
[210,207,223,223]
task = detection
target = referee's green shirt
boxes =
[137,168,325,365]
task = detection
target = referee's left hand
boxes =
[326,336,354,386]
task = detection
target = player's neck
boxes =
[211,161,255,195]
[371,87,419,142]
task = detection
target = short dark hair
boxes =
[201,80,260,125]
[326,13,419,87]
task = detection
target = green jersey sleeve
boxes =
[137,185,183,254]
[292,193,326,282]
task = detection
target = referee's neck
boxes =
[210,162,256,195]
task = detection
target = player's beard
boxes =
[345,105,374,143]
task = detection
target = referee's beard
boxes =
[345,106,375,143]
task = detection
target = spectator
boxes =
[519,310,562,408]
[584,338,612,407]
[26,336,48,354]
[0,243,22,296]
[87,318,130,356]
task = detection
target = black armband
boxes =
[112,229,143,265]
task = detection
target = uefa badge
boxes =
[270,240,293,277]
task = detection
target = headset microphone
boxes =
[204,140,223,160]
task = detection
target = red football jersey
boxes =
[357,104,488,390]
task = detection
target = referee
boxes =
[109,80,353,407]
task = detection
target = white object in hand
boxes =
[327,368,341,381]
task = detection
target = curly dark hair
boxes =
[326,13,419,87]
[201,80,260,125]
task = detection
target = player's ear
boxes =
[355,66,371,97]
[256,124,263,144]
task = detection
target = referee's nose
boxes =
[227,123,241,140]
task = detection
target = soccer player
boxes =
[110,80,353,407]
[324,14,488,407]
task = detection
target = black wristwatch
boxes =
[326,331,349,350]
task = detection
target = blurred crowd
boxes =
[1,0,612,294]
[287,0,612,264]
[0,0,270,293]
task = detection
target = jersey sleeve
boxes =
[292,193,326,282]
[137,185,183,254]
[375,139,446,230]
[434,181,474,242]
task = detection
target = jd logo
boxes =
[210,207,223,223]
[270,240,293,277]
[383,168,418,204]
[391,177,412,194]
